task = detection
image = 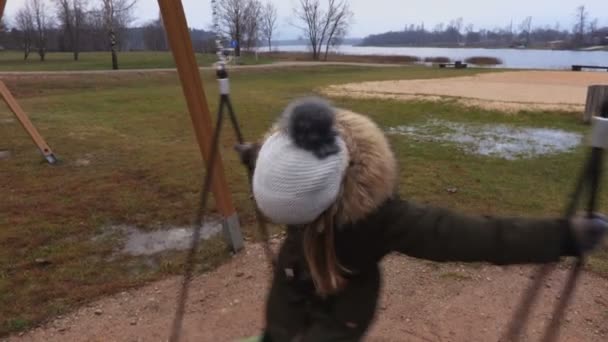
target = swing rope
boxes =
[167,3,608,341]
[169,2,275,341]
[503,103,608,342]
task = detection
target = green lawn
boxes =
[1,64,606,336]
[0,51,273,71]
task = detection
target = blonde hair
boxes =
[302,189,350,297]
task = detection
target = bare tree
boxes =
[293,0,323,60]
[519,16,533,46]
[465,24,474,35]
[242,0,262,51]
[31,0,51,61]
[465,23,476,44]
[15,4,35,60]
[573,5,588,46]
[54,0,88,61]
[322,0,352,60]
[86,7,107,51]
[589,18,598,33]
[260,1,278,52]
[100,0,136,70]
[0,18,8,50]
[326,25,347,56]
[450,17,463,43]
[143,12,166,51]
[293,0,352,61]
[433,23,444,33]
[218,0,251,56]
[218,0,265,55]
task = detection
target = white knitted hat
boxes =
[252,98,350,225]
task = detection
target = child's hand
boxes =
[234,143,260,173]
[570,214,608,253]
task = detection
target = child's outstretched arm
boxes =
[378,198,606,265]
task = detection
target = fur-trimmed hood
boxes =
[256,100,398,225]
[332,108,398,224]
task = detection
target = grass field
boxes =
[1,64,607,336]
[0,51,273,71]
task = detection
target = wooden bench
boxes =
[439,61,468,69]
[572,65,608,71]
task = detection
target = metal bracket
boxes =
[590,116,608,149]
[218,78,230,96]
[222,213,244,252]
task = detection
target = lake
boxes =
[269,45,608,70]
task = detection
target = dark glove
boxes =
[570,214,608,254]
[234,143,260,174]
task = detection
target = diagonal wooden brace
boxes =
[0,81,58,164]
[158,0,243,252]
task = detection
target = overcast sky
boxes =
[4,0,608,39]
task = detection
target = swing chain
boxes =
[211,0,228,68]
[210,0,275,268]
[503,103,608,342]
[169,3,275,341]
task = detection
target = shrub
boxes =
[464,56,503,65]
[424,56,451,63]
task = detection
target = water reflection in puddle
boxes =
[387,119,582,160]
[106,222,222,256]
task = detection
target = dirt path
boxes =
[0,61,403,77]
[6,242,607,342]
[323,71,608,112]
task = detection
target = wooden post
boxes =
[584,85,608,124]
[0,81,57,163]
[0,0,6,21]
[157,0,243,252]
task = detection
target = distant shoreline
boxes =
[266,45,608,70]
[355,44,608,52]
[269,42,608,52]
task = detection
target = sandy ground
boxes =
[5,242,608,342]
[323,71,608,112]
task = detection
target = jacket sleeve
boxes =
[379,198,578,264]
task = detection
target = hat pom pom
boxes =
[282,97,340,159]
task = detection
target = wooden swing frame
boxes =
[0,0,57,164]
[0,0,243,251]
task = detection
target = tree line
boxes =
[361,6,608,49]
[0,0,355,68]
[0,0,219,69]
[216,0,352,60]
[0,0,140,68]
[2,1,605,68]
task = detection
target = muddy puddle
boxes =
[387,119,582,160]
[100,221,223,256]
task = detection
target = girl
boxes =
[235,97,607,342]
